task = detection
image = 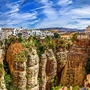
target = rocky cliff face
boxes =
[26,48,39,90]
[39,49,57,90]
[0,49,6,90]
[56,50,68,84]
[60,39,89,86]
[4,39,90,90]
[6,43,58,90]
[6,43,39,90]
[6,43,26,90]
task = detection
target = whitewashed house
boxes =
[28,30,42,36]
[28,29,54,38]
[1,28,15,40]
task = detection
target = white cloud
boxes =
[1,0,90,29]
[30,5,48,11]
[40,0,48,4]
[35,3,90,29]
[0,0,40,28]
[58,0,73,6]
[4,12,38,26]
[70,6,90,18]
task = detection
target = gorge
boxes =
[0,32,90,90]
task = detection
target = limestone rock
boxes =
[39,52,47,90]
[0,49,7,90]
[60,39,89,86]
[39,49,57,90]
[6,43,39,90]
[6,43,26,90]
[26,48,39,90]
[56,50,68,84]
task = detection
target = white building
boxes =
[28,30,42,36]
[28,29,54,38]
[1,27,54,40]
[1,28,15,40]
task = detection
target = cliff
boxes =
[6,43,39,90]
[60,39,89,86]
[1,38,89,90]
[39,49,57,90]
[0,49,6,90]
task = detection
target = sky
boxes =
[0,0,90,29]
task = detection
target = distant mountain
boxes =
[37,27,85,32]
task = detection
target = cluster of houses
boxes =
[0,27,54,40]
[1,25,90,40]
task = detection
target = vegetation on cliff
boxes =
[0,63,4,78]
[4,32,75,57]
[14,50,28,62]
[51,85,80,90]
[4,61,12,90]
[85,55,90,74]
[2,32,79,90]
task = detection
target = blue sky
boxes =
[0,0,90,29]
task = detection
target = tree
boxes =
[71,33,78,42]
[54,33,60,38]
[0,40,3,47]
[85,58,90,74]
[17,33,22,38]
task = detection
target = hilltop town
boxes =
[0,26,86,40]
[0,27,54,40]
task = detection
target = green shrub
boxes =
[72,85,80,90]
[0,63,3,68]
[14,50,28,62]
[10,84,20,90]
[60,59,63,63]
[4,61,12,90]
[26,85,29,90]
[4,72,12,90]
[5,39,11,45]
[17,33,22,38]
[26,74,29,79]
[37,46,46,57]
[71,33,78,42]
[85,57,90,74]
[38,77,41,83]
[54,33,60,39]
[51,85,62,90]
[0,40,3,46]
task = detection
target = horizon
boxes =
[0,27,85,30]
[0,0,90,29]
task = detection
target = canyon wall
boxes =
[60,39,89,86]
[39,49,57,90]
[6,43,27,90]
[6,43,39,90]
[0,49,6,90]
[3,39,89,90]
